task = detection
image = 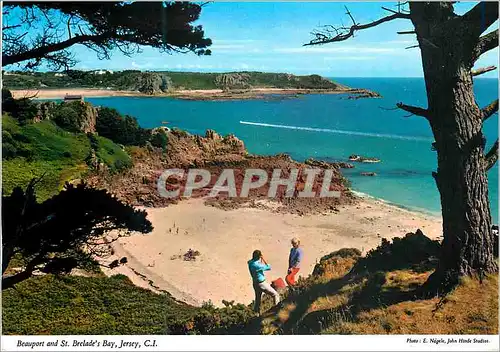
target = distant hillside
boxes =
[2,70,349,94]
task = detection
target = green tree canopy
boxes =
[2,1,212,70]
[2,179,153,289]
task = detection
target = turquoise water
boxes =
[83,78,498,222]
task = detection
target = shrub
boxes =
[352,230,441,274]
[52,106,80,132]
[12,132,30,143]
[2,142,17,159]
[114,158,132,171]
[168,303,255,334]
[2,130,14,144]
[93,135,132,173]
[2,88,13,101]
[2,97,38,123]
[150,129,168,149]
[96,107,151,146]
[171,127,190,138]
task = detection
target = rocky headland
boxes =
[8,71,381,101]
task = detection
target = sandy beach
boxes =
[11,87,362,101]
[11,88,143,99]
[103,197,442,307]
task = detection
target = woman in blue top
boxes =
[248,250,280,313]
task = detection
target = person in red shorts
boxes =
[285,237,303,286]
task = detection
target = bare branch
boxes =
[396,102,429,118]
[345,6,357,26]
[398,30,416,35]
[2,23,22,31]
[472,65,497,76]
[485,139,498,171]
[405,44,419,50]
[2,32,110,66]
[473,30,499,61]
[482,99,499,121]
[381,7,401,15]
[67,16,72,39]
[305,11,410,46]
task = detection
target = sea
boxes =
[82,77,499,223]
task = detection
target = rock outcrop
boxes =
[77,102,98,133]
[87,128,356,214]
[305,158,355,169]
[349,155,381,163]
[136,72,173,95]
[36,101,97,133]
[34,101,56,122]
[214,73,252,91]
[115,72,173,95]
[347,89,382,100]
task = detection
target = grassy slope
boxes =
[1,275,196,335]
[2,115,131,200]
[1,274,254,335]
[255,250,498,335]
[95,135,132,171]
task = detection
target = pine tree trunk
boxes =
[410,3,498,291]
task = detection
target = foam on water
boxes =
[239,120,434,142]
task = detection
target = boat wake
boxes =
[239,121,433,142]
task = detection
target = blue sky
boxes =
[34,2,500,77]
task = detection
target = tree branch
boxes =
[2,269,34,290]
[398,30,415,35]
[473,30,499,61]
[2,255,45,290]
[2,32,110,67]
[396,102,429,118]
[462,2,499,36]
[305,11,410,46]
[482,99,498,121]
[485,139,498,171]
[472,65,497,76]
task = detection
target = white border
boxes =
[1,335,499,352]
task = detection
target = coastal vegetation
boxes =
[1,94,159,300]
[3,108,125,200]
[2,232,497,335]
[1,0,498,338]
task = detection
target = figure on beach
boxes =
[286,237,303,286]
[248,250,280,313]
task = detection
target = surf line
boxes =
[239,121,433,142]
